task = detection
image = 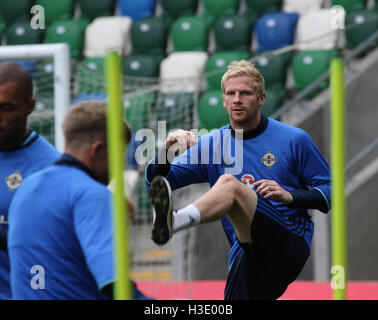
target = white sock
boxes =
[173,204,201,233]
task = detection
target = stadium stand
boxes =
[262,87,286,116]
[6,21,44,45]
[202,0,240,23]
[244,0,282,25]
[295,9,345,51]
[345,9,378,49]
[170,15,210,52]
[124,92,155,131]
[160,0,199,22]
[331,0,368,13]
[36,0,75,26]
[205,50,251,90]
[253,51,293,90]
[198,90,229,130]
[78,0,116,21]
[83,16,132,57]
[46,19,88,59]
[282,0,324,15]
[291,49,339,97]
[213,15,253,52]
[0,0,33,26]
[118,0,157,22]
[130,17,169,57]
[255,12,299,51]
[75,57,106,95]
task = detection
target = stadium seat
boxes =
[155,92,195,132]
[253,51,292,90]
[345,10,378,49]
[78,0,116,21]
[6,21,44,45]
[123,54,162,88]
[124,92,155,131]
[75,57,106,95]
[170,15,210,51]
[291,49,338,98]
[262,88,286,117]
[33,61,54,98]
[255,12,299,52]
[46,19,88,59]
[160,51,208,93]
[36,0,75,26]
[0,0,33,25]
[244,0,282,25]
[213,15,253,52]
[198,90,229,130]
[295,9,345,51]
[160,0,199,21]
[0,22,5,38]
[118,0,156,22]
[205,51,251,91]
[84,16,132,57]
[282,0,323,15]
[202,0,239,23]
[331,0,368,13]
[130,17,169,56]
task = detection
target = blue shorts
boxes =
[224,195,311,300]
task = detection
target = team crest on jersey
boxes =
[5,171,23,191]
[261,151,278,169]
[241,174,255,189]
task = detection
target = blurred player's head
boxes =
[63,100,131,185]
[221,60,266,131]
[0,62,35,150]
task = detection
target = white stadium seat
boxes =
[159,51,208,93]
[283,0,324,16]
[294,8,345,50]
[84,16,132,58]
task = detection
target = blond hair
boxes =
[221,60,265,98]
[63,100,131,149]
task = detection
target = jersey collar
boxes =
[230,114,269,140]
[54,154,99,181]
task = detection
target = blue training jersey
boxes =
[8,158,116,300]
[0,131,60,299]
[146,117,331,250]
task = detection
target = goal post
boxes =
[0,43,70,152]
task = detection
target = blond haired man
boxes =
[146,60,331,299]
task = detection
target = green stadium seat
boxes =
[205,51,251,91]
[33,60,54,98]
[130,17,169,56]
[244,0,282,24]
[135,173,153,220]
[0,0,33,26]
[6,21,44,45]
[0,21,6,38]
[262,88,286,117]
[36,0,75,26]
[291,49,338,98]
[46,19,88,59]
[124,92,155,131]
[78,0,116,21]
[213,15,253,52]
[155,92,194,132]
[160,0,199,22]
[345,10,378,49]
[331,0,367,13]
[198,90,229,130]
[170,15,210,51]
[202,0,239,23]
[253,51,293,90]
[75,57,106,95]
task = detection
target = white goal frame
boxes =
[0,43,70,152]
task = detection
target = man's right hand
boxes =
[165,129,197,157]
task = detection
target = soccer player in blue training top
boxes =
[0,62,61,299]
[8,101,151,300]
[145,60,331,300]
